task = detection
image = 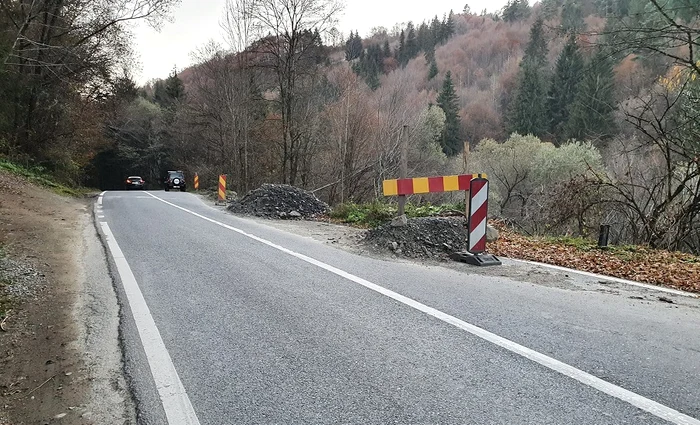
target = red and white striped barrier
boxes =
[468,178,489,254]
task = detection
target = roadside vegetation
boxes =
[0,160,93,197]
[0,1,698,259]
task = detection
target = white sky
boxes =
[130,0,509,84]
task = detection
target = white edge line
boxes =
[509,258,698,298]
[99,221,201,425]
[145,191,699,425]
[98,191,105,206]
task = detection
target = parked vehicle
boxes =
[164,171,186,192]
[125,176,145,190]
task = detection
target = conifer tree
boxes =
[507,17,549,137]
[565,49,617,142]
[437,71,462,156]
[502,0,531,22]
[547,34,583,142]
[345,31,363,61]
[406,22,419,62]
[430,16,442,44]
[396,30,406,64]
[442,10,455,40]
[428,58,439,80]
[561,0,585,33]
[382,40,392,57]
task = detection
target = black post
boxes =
[598,224,611,248]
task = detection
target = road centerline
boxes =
[144,191,699,425]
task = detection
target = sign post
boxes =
[194,173,199,191]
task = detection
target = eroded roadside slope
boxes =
[0,171,135,425]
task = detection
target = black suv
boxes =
[164,170,186,192]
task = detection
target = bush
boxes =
[470,133,605,235]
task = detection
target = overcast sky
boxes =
[130,0,509,84]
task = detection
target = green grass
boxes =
[330,201,465,228]
[0,159,97,197]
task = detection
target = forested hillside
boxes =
[1,0,698,253]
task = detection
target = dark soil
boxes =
[363,217,469,260]
[227,184,330,219]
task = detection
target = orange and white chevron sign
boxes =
[194,173,199,190]
[218,175,226,202]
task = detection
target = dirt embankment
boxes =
[0,172,134,424]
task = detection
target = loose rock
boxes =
[364,217,470,260]
[227,184,329,219]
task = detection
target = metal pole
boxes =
[398,125,408,216]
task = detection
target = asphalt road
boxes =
[96,190,700,425]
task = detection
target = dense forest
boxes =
[0,0,699,253]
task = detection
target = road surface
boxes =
[95,190,700,425]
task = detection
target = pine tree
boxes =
[396,30,406,65]
[502,0,531,22]
[164,69,185,104]
[406,23,419,62]
[561,0,585,33]
[430,16,442,44]
[345,31,363,61]
[428,58,439,80]
[417,22,431,53]
[353,32,363,59]
[443,10,455,40]
[523,17,547,66]
[540,0,562,20]
[437,71,462,156]
[382,40,391,57]
[565,49,617,142]
[507,17,549,137]
[547,34,584,142]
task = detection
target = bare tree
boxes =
[221,0,260,191]
[588,0,700,252]
[0,0,180,160]
[246,0,343,185]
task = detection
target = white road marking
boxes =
[145,192,699,425]
[98,191,105,206]
[511,258,698,298]
[99,221,201,425]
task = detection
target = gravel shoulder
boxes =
[0,171,135,425]
[240,214,699,307]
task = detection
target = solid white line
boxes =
[510,258,698,298]
[99,222,201,425]
[145,192,699,425]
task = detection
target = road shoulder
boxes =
[0,171,135,424]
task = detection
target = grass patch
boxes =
[330,201,465,228]
[0,159,96,197]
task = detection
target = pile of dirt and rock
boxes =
[363,217,470,260]
[227,184,330,219]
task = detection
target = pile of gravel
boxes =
[363,217,469,260]
[227,184,330,219]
